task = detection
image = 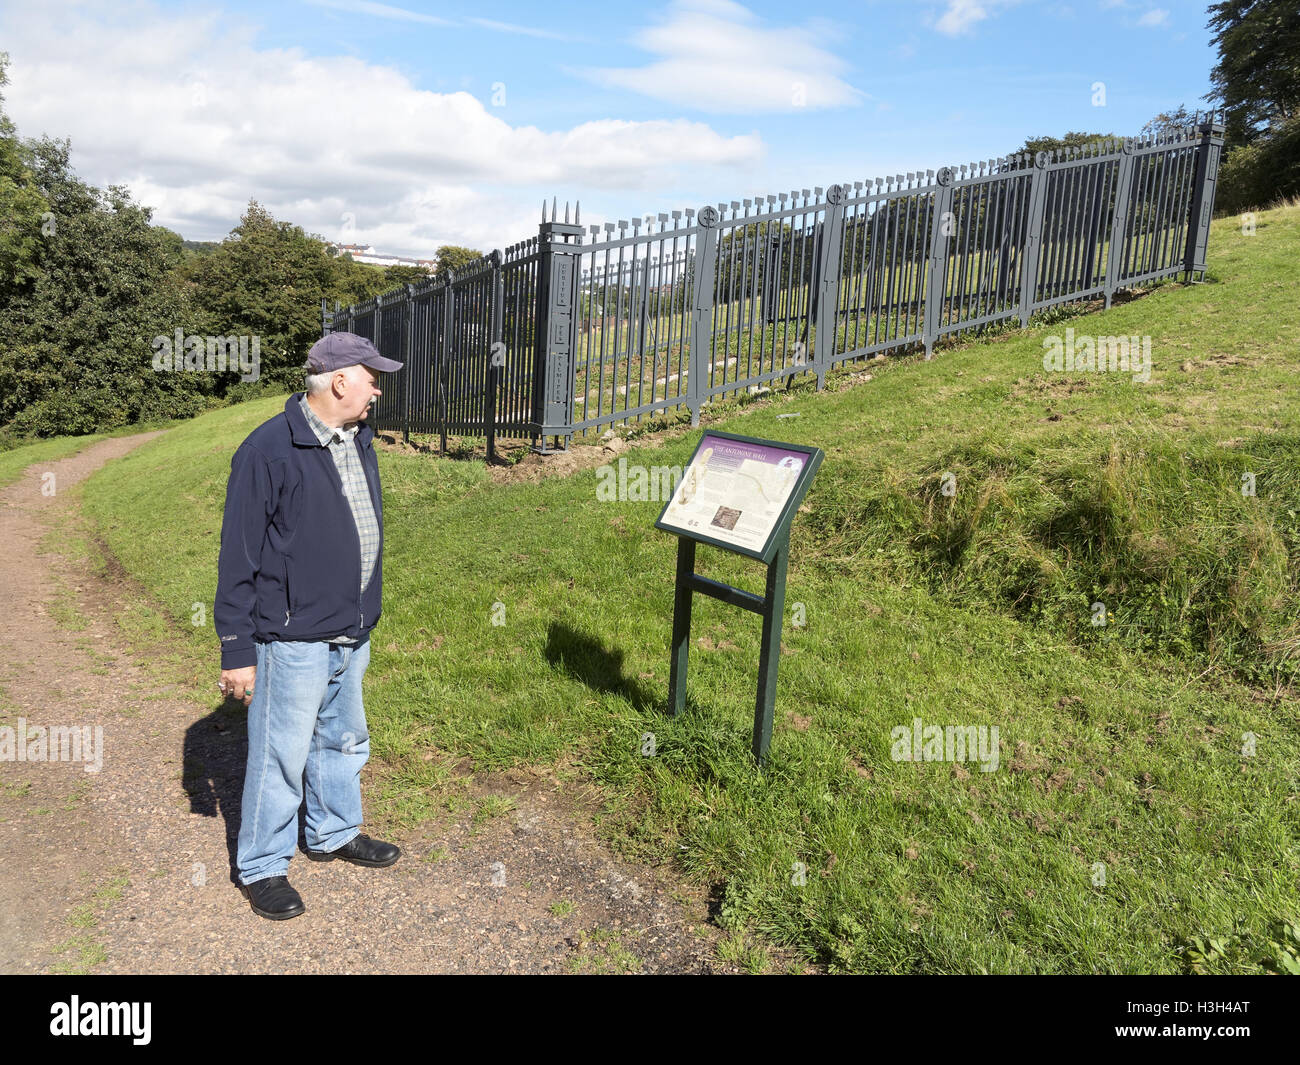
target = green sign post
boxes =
[654,430,823,766]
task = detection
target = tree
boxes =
[1142,105,1199,138]
[1205,1,1300,211]
[1008,131,1115,165]
[0,52,49,300]
[383,264,432,289]
[1207,0,1300,146]
[435,244,486,278]
[187,201,342,391]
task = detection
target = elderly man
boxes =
[214,332,403,920]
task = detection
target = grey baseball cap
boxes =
[304,332,404,374]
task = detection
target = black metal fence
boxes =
[322,119,1225,455]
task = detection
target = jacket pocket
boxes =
[283,555,295,626]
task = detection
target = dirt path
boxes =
[0,433,788,974]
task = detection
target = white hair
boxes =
[305,362,369,395]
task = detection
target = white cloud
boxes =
[932,0,1022,36]
[1137,8,1169,27]
[573,0,866,113]
[0,0,764,254]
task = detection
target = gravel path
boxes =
[0,433,795,974]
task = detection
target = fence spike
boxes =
[575,201,581,225]
[551,195,557,223]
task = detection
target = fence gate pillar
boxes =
[531,218,583,452]
[687,206,720,426]
[812,184,846,388]
[923,168,955,359]
[1016,151,1051,327]
[485,252,504,462]
[1104,140,1137,308]
[401,283,414,444]
[1184,120,1226,281]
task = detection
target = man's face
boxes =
[342,363,381,422]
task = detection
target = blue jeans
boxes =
[237,637,371,885]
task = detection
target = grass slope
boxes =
[81,205,1300,974]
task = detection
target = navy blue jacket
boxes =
[214,392,384,670]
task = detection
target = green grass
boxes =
[79,205,1300,973]
[49,870,129,974]
[0,434,108,489]
[0,417,192,489]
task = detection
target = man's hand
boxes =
[219,666,257,707]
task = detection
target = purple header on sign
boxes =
[696,433,807,474]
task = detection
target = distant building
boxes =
[329,242,437,272]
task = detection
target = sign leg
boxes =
[752,537,789,765]
[668,537,696,716]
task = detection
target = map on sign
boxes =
[658,433,808,555]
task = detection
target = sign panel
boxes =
[655,431,821,563]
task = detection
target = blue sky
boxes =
[0,0,1218,257]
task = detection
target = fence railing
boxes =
[322,119,1225,456]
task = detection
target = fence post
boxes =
[812,184,846,388]
[687,206,719,426]
[922,167,955,359]
[371,297,383,431]
[439,274,453,457]
[1184,119,1226,281]
[531,213,582,452]
[1104,139,1137,308]
[1017,151,1051,327]
[485,251,504,463]
[402,283,414,445]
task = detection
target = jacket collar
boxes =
[285,391,374,450]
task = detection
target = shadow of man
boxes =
[182,700,312,887]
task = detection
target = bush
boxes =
[1216,117,1300,215]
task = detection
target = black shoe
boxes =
[307,833,401,868]
[243,876,305,920]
